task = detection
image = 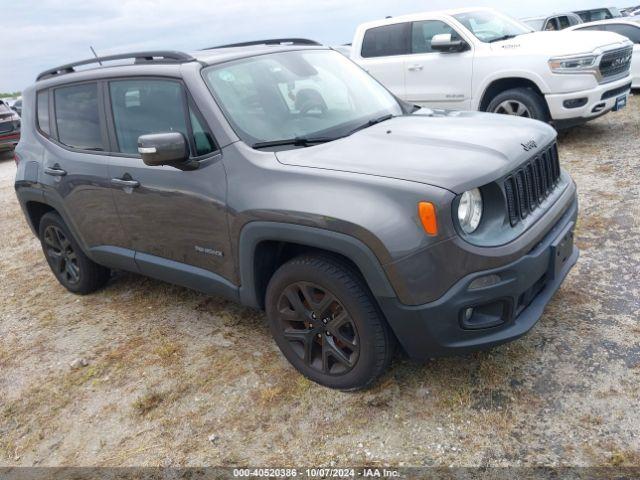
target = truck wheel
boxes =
[487,88,549,122]
[265,255,394,390]
[38,212,110,294]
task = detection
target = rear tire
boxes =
[38,212,110,294]
[486,87,549,122]
[265,255,395,390]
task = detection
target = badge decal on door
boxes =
[195,246,224,257]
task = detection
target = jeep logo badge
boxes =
[521,140,537,151]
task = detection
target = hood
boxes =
[490,30,630,56]
[276,110,556,194]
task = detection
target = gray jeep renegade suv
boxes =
[14,41,579,390]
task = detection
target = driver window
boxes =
[411,20,461,53]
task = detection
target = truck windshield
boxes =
[202,49,402,147]
[454,10,533,43]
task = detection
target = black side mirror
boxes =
[431,33,469,53]
[138,132,193,168]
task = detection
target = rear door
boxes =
[357,22,411,99]
[104,77,233,281]
[39,82,128,254]
[403,20,473,110]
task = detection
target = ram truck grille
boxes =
[504,143,561,227]
[599,46,633,82]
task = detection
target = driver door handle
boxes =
[408,64,424,72]
[44,166,67,177]
[111,177,140,188]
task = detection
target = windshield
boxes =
[454,10,532,43]
[202,49,402,147]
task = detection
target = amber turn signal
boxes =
[418,201,438,236]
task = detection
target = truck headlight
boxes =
[548,54,597,74]
[458,188,483,234]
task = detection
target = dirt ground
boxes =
[1,98,639,469]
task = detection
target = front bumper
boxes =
[379,197,578,360]
[0,132,20,151]
[545,74,632,124]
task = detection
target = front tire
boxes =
[265,255,395,390]
[38,212,110,294]
[486,87,549,122]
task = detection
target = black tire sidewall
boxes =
[265,256,389,390]
[487,88,549,122]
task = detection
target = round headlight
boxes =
[458,188,483,234]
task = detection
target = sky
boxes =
[1,0,634,92]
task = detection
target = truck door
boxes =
[356,22,411,99]
[403,20,473,110]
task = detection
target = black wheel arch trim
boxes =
[238,221,398,309]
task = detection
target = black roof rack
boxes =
[206,38,321,50]
[36,50,196,81]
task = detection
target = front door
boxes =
[403,20,474,110]
[104,78,233,282]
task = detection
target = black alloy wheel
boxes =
[276,281,360,375]
[43,225,81,285]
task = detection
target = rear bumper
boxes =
[545,75,632,123]
[379,196,578,360]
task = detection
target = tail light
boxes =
[14,151,20,166]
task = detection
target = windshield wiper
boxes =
[251,114,396,149]
[488,34,519,43]
[251,136,337,149]
[347,113,395,136]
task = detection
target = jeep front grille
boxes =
[599,46,633,82]
[504,143,561,227]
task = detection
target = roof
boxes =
[354,7,497,30]
[195,44,328,66]
[35,40,329,84]
[521,12,580,21]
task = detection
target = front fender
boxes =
[237,221,398,309]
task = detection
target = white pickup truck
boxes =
[350,8,634,127]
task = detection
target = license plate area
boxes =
[549,223,574,280]
[614,94,627,112]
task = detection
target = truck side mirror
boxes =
[431,33,469,53]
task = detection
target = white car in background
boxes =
[521,13,583,31]
[568,19,640,88]
[350,8,633,128]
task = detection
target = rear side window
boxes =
[577,9,612,22]
[576,25,606,32]
[607,24,640,43]
[361,23,410,58]
[411,20,461,53]
[109,79,216,156]
[54,83,103,150]
[37,90,50,136]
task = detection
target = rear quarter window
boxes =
[37,90,50,136]
[361,23,410,58]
